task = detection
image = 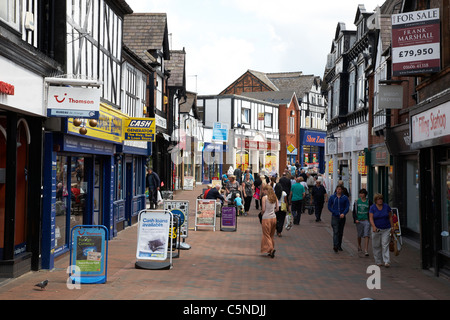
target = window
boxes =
[264,113,272,127]
[0,0,19,30]
[115,156,124,200]
[242,108,250,124]
[289,117,295,134]
[357,63,365,109]
[348,69,356,112]
[333,78,340,118]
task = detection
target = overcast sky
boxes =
[125,0,383,95]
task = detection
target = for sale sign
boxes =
[391,8,440,76]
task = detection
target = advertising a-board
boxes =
[136,211,171,261]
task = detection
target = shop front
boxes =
[236,138,279,175]
[410,96,450,276]
[300,129,326,173]
[41,103,128,269]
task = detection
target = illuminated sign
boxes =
[47,86,100,118]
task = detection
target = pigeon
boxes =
[35,279,48,290]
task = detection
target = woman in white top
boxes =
[261,184,278,258]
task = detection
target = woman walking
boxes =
[242,172,254,216]
[261,184,278,258]
[369,193,394,267]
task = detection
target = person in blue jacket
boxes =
[328,185,350,253]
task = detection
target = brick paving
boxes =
[0,184,449,301]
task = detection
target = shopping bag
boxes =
[157,190,163,205]
[285,213,293,230]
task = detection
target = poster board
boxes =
[164,200,189,238]
[220,205,237,232]
[69,225,108,284]
[136,210,172,261]
[195,199,216,231]
[183,176,194,190]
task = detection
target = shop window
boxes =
[115,157,124,200]
[71,157,87,220]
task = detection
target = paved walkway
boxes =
[1,185,450,301]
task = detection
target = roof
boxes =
[123,13,170,64]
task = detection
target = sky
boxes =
[125,0,383,95]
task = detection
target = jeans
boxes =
[331,215,346,248]
[371,228,391,265]
[291,200,303,224]
[314,202,324,220]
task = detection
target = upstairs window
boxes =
[0,0,20,31]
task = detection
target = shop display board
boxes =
[195,199,216,231]
[135,210,174,270]
[69,225,109,284]
[220,205,237,232]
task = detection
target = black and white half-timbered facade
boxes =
[40,0,133,271]
[324,5,375,201]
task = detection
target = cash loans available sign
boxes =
[391,8,440,76]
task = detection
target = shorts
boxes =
[356,220,370,238]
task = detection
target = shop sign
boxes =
[212,122,229,142]
[47,86,100,118]
[123,118,156,141]
[378,85,403,109]
[302,130,326,146]
[411,101,450,146]
[0,81,14,95]
[67,103,124,143]
[358,155,368,175]
[392,8,441,76]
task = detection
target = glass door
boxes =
[93,157,103,225]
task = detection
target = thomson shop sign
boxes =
[47,86,101,118]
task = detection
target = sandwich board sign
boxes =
[69,225,108,284]
[135,210,174,270]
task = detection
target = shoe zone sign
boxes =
[47,86,101,118]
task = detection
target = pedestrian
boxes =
[260,184,278,258]
[242,172,253,216]
[205,184,225,203]
[289,177,306,225]
[328,185,350,253]
[253,173,262,210]
[311,179,327,222]
[275,184,288,237]
[233,165,242,184]
[299,176,308,214]
[146,167,160,209]
[353,189,372,256]
[369,193,394,267]
[278,172,292,200]
[225,175,240,199]
[338,180,350,198]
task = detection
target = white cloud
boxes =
[125,0,383,94]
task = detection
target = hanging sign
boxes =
[69,225,108,284]
[391,8,441,76]
[47,86,100,118]
[123,118,156,141]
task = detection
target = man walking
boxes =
[328,185,350,252]
[311,179,327,222]
[146,167,160,209]
[289,177,305,225]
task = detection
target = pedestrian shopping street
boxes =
[0,185,449,302]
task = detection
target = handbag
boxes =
[285,213,292,230]
[258,212,262,224]
[281,202,287,212]
[389,232,401,256]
